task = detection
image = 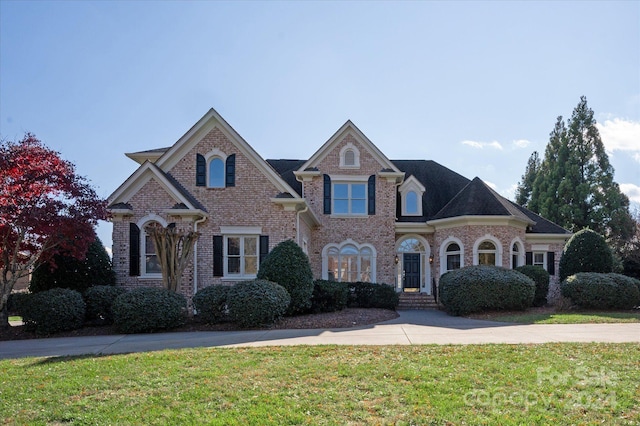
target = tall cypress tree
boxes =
[525,97,633,250]
[515,151,540,207]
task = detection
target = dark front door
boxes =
[403,253,420,290]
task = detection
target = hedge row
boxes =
[347,281,399,310]
[561,273,640,309]
[439,266,535,316]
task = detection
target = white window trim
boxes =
[331,180,368,217]
[339,142,360,169]
[223,235,259,279]
[205,148,228,188]
[440,236,464,275]
[510,237,525,269]
[399,176,425,217]
[473,235,502,266]
[322,239,376,282]
[533,252,547,270]
[137,214,168,278]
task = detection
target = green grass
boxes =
[487,311,640,324]
[8,316,21,322]
[1,344,638,425]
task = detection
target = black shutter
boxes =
[547,251,555,275]
[525,251,533,266]
[196,154,206,187]
[168,222,176,229]
[323,174,331,214]
[213,235,223,277]
[225,154,236,187]
[129,223,140,276]
[259,236,269,265]
[368,175,376,215]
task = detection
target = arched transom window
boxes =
[398,238,424,253]
[446,243,461,271]
[324,242,374,282]
[477,241,497,265]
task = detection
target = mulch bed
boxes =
[0,308,399,341]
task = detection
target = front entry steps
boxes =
[397,292,438,310]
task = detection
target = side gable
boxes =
[108,161,205,215]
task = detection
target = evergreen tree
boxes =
[515,151,540,207]
[30,235,115,293]
[525,97,633,250]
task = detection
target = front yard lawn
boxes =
[1,343,638,425]
[472,309,640,324]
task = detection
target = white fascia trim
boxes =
[330,174,370,182]
[294,170,321,182]
[429,215,531,230]
[378,171,405,184]
[125,151,165,165]
[395,222,435,234]
[270,197,306,212]
[526,233,572,243]
[108,208,134,218]
[155,108,301,199]
[297,120,401,173]
[165,209,208,220]
[108,161,196,209]
[399,175,426,194]
[220,226,262,235]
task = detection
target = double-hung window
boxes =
[225,235,258,277]
[333,182,366,215]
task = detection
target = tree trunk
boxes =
[0,304,9,330]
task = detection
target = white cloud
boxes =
[513,139,531,148]
[461,140,503,150]
[596,118,640,161]
[620,183,640,204]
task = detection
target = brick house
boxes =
[108,108,570,304]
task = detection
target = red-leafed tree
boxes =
[0,133,108,328]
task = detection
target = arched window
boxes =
[512,243,519,268]
[209,158,225,188]
[344,149,356,166]
[446,243,461,271]
[477,241,496,265]
[324,242,375,282]
[405,191,418,215]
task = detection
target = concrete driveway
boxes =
[1,309,639,360]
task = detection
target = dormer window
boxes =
[196,149,236,188]
[399,175,425,217]
[339,143,360,169]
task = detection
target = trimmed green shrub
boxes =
[516,265,550,307]
[257,240,313,315]
[193,285,230,324]
[347,281,399,310]
[83,286,128,325]
[112,287,187,334]
[439,266,535,316]
[310,280,348,313]
[30,236,116,293]
[561,273,640,309]
[559,229,613,281]
[21,288,86,335]
[227,279,290,328]
[7,291,30,316]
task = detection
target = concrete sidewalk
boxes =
[1,310,639,360]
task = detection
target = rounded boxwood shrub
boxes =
[310,280,348,313]
[193,285,230,323]
[347,281,399,310]
[559,229,613,281]
[561,273,640,309]
[256,240,313,315]
[21,288,86,335]
[439,266,535,316]
[7,291,30,316]
[112,287,187,334]
[83,285,128,325]
[227,279,290,328]
[515,265,550,307]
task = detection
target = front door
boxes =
[403,253,420,291]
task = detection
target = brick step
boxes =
[397,293,438,310]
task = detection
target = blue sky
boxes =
[1,1,639,253]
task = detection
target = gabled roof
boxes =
[108,161,206,213]
[432,177,533,224]
[126,147,170,164]
[297,120,401,174]
[266,159,306,196]
[154,108,301,199]
[392,160,470,221]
